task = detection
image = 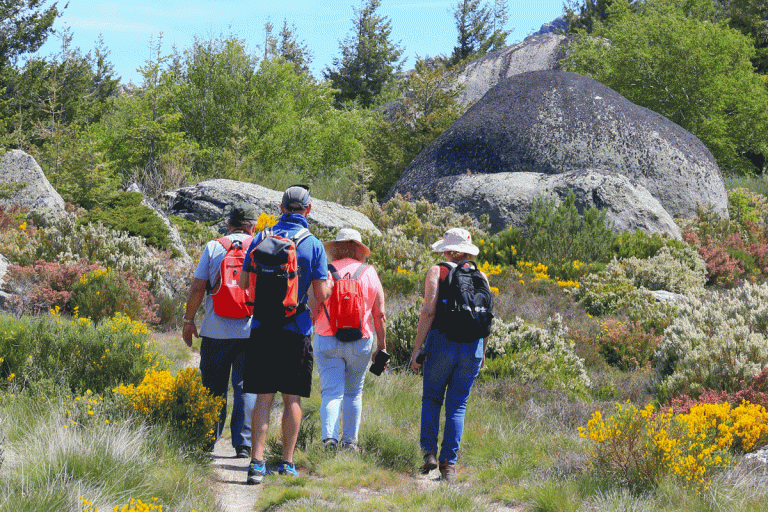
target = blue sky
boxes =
[37,0,566,85]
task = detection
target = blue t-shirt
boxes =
[242,213,328,335]
[193,232,253,339]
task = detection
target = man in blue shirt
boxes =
[238,185,329,484]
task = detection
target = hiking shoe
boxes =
[323,438,338,451]
[278,460,299,477]
[235,445,251,459]
[439,460,456,482]
[246,459,268,485]
[340,441,358,453]
[421,450,438,474]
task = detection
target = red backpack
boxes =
[323,263,367,341]
[247,227,312,322]
[210,236,254,319]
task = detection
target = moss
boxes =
[0,182,28,200]
[79,192,170,249]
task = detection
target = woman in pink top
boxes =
[312,228,387,451]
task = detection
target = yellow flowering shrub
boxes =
[254,212,277,232]
[81,495,199,512]
[114,368,224,451]
[580,401,768,491]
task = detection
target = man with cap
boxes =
[182,201,258,458]
[238,185,330,484]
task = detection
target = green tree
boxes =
[450,0,501,64]
[324,0,404,108]
[564,0,768,174]
[721,0,768,73]
[0,0,60,69]
[276,19,313,75]
[367,57,463,197]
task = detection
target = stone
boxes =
[388,70,727,234]
[431,170,681,238]
[0,253,9,309]
[162,179,381,235]
[455,33,569,107]
[0,150,66,213]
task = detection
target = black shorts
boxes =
[243,324,314,398]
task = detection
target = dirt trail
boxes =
[209,440,260,512]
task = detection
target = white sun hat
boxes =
[324,228,371,261]
[431,228,479,256]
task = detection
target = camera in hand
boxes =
[369,349,390,376]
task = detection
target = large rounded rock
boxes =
[163,179,380,235]
[0,150,66,213]
[455,33,568,107]
[388,70,727,232]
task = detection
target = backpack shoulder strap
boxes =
[292,227,311,245]
[351,263,368,280]
[328,263,341,281]
[217,236,233,251]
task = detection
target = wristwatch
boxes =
[183,318,195,325]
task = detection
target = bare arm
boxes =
[237,267,250,290]
[410,265,440,372]
[182,277,207,347]
[312,277,331,305]
[371,287,387,358]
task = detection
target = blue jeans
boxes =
[199,337,255,448]
[315,334,374,444]
[420,329,483,464]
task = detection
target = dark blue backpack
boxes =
[434,260,494,342]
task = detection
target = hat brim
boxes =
[431,239,480,256]
[324,240,371,261]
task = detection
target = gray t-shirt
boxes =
[193,233,253,339]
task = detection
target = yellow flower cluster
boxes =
[396,266,410,274]
[81,495,198,512]
[478,261,503,276]
[579,401,768,490]
[114,368,224,449]
[255,212,277,232]
[79,267,113,286]
[557,279,580,288]
[62,390,104,428]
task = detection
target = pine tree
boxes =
[450,0,492,64]
[324,0,404,108]
[277,19,313,75]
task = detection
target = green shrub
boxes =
[366,227,435,293]
[1,311,164,395]
[79,192,171,249]
[654,282,768,403]
[621,245,707,295]
[69,267,159,324]
[576,260,678,335]
[612,230,680,260]
[386,299,422,370]
[476,227,524,267]
[525,190,616,270]
[728,187,768,227]
[480,315,591,398]
[595,319,662,371]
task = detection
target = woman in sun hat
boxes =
[311,228,387,452]
[410,227,490,482]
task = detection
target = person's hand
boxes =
[410,351,422,372]
[182,321,198,347]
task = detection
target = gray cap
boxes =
[229,201,258,223]
[281,185,312,211]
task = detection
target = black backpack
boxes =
[434,260,494,342]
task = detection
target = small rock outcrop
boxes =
[0,150,66,213]
[455,33,569,107]
[163,179,380,235]
[389,70,727,235]
[126,183,191,266]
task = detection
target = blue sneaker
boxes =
[246,459,268,485]
[278,460,299,477]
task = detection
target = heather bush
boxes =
[654,282,768,402]
[0,212,166,295]
[69,267,159,325]
[595,319,662,371]
[525,190,616,270]
[78,192,171,249]
[5,260,101,316]
[480,315,591,397]
[580,401,768,491]
[621,244,707,295]
[575,260,678,335]
[0,310,163,395]
[113,367,224,451]
[669,367,768,414]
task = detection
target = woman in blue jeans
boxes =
[312,229,387,451]
[410,228,489,481]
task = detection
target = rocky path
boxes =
[209,439,260,512]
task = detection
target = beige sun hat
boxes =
[431,228,480,256]
[324,228,371,261]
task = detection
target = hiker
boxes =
[410,228,493,482]
[182,201,257,459]
[238,185,330,484]
[311,228,387,452]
